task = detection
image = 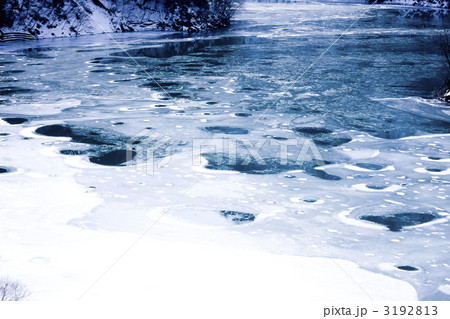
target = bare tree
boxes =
[0,277,31,301]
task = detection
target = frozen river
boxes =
[1,1,450,303]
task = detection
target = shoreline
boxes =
[1,2,449,42]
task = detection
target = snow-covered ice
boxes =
[0,2,449,302]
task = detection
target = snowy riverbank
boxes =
[1,1,449,41]
[373,0,449,8]
[0,0,237,39]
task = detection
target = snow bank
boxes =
[0,0,238,39]
[373,0,449,9]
